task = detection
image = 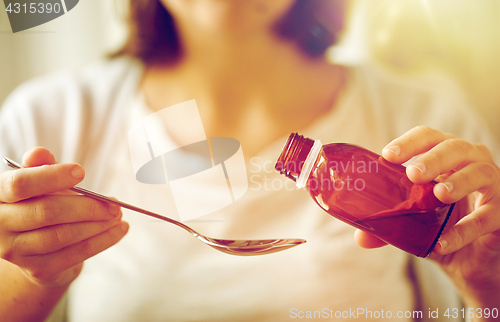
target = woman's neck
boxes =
[140,29,346,156]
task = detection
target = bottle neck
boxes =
[275,133,322,189]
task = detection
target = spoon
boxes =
[3,157,306,256]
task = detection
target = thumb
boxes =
[354,229,388,249]
[21,147,82,197]
[22,147,57,167]
[0,148,85,203]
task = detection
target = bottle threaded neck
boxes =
[275,133,315,182]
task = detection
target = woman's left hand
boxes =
[355,125,500,313]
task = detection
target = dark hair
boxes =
[112,0,345,65]
[274,0,345,57]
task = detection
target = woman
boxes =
[0,0,499,321]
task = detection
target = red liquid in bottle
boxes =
[276,133,453,257]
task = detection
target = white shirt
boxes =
[1,57,497,321]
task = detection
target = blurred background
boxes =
[0,0,499,139]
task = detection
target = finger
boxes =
[1,195,121,231]
[433,204,500,255]
[405,139,494,184]
[0,163,85,203]
[433,162,500,204]
[354,229,388,248]
[22,147,56,167]
[12,215,123,256]
[19,221,129,281]
[382,126,452,164]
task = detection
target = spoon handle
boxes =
[3,157,197,235]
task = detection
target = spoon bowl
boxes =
[4,157,306,256]
[200,237,306,256]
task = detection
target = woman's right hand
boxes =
[0,147,129,287]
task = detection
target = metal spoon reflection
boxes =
[3,157,306,256]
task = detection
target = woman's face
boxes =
[159,0,298,35]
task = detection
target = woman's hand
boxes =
[355,126,500,314]
[0,147,129,287]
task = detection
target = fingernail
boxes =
[108,203,121,217]
[384,145,401,156]
[439,182,454,193]
[438,239,448,250]
[71,166,84,180]
[409,163,426,175]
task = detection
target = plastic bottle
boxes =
[275,133,454,257]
